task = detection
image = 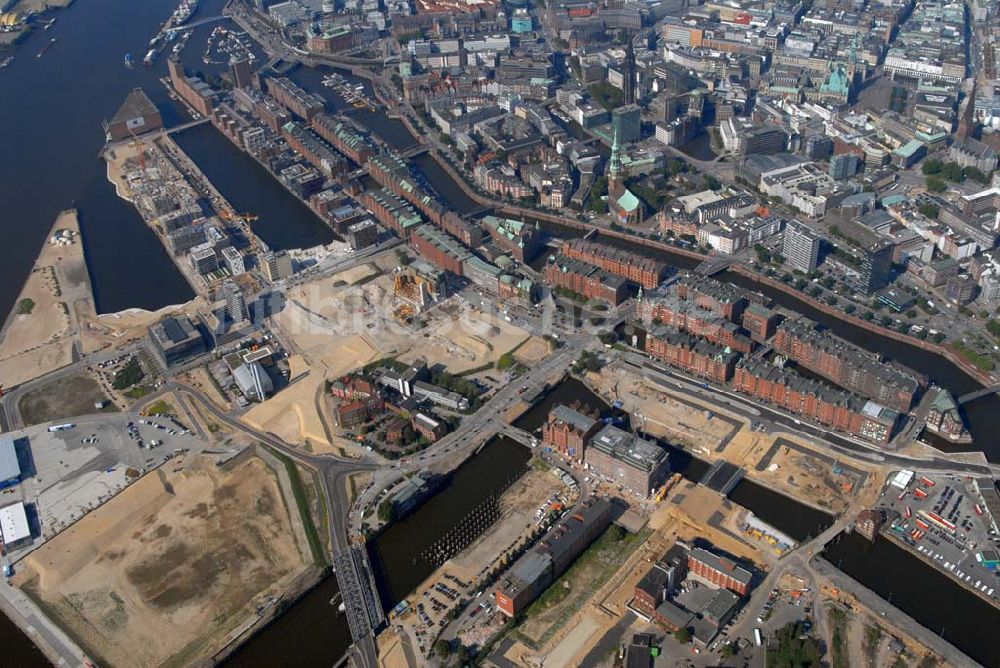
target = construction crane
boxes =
[219,209,259,224]
[128,128,146,172]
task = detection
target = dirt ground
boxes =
[592,365,742,452]
[328,262,380,286]
[241,339,379,451]
[450,469,563,585]
[16,456,309,668]
[512,335,551,366]
[18,372,114,426]
[9,0,74,15]
[259,273,527,450]
[280,273,528,374]
[0,211,84,386]
[753,439,870,514]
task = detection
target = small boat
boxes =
[36,37,57,59]
[124,53,134,67]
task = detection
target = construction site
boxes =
[14,453,312,668]
[379,465,574,663]
[591,361,880,516]
[247,258,529,452]
[103,131,267,301]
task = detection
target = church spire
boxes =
[609,125,622,194]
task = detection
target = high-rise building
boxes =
[230,57,254,90]
[612,104,642,143]
[829,153,860,180]
[190,243,219,275]
[782,221,821,272]
[221,246,246,275]
[857,242,893,295]
[622,39,637,105]
[260,250,293,282]
[223,279,249,324]
[945,274,978,305]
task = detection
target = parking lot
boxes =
[0,413,205,565]
[881,472,1000,600]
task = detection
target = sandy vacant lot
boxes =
[242,337,380,451]
[513,335,551,366]
[16,456,308,668]
[0,210,83,386]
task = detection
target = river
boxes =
[1,0,994,663]
[0,0,207,315]
[221,575,352,668]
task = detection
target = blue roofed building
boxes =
[0,437,21,489]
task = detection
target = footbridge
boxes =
[694,255,735,276]
[957,385,1000,405]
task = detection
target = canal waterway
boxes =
[171,123,336,250]
[221,575,351,668]
[824,530,1000,667]
[368,436,531,609]
[284,64,418,152]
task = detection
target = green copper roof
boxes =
[617,189,640,213]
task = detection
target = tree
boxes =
[966,166,990,184]
[112,357,144,390]
[588,176,608,213]
[377,498,396,524]
[16,298,34,315]
[754,244,772,264]
[941,162,965,182]
[767,621,822,668]
[435,639,453,657]
[674,627,691,644]
[704,174,722,191]
[922,159,944,175]
[496,352,516,371]
[925,176,947,193]
[918,202,940,219]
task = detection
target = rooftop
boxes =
[590,425,668,473]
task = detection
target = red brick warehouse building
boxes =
[644,325,739,383]
[771,318,923,412]
[688,547,752,596]
[731,357,899,445]
[544,255,630,305]
[639,293,753,354]
[540,404,600,460]
[560,239,667,289]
